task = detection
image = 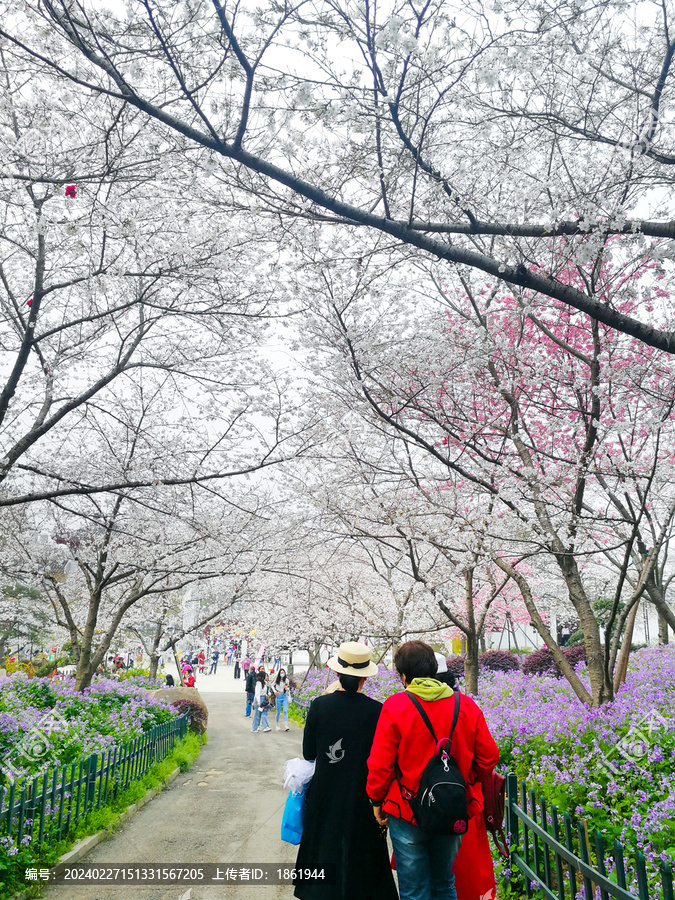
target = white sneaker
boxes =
[276,725,281,731]
[252,728,260,733]
[263,727,271,732]
[284,726,290,731]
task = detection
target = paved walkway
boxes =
[40,691,301,900]
[162,661,307,694]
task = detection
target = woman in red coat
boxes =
[366,641,499,900]
[434,653,499,900]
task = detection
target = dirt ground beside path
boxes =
[39,693,301,900]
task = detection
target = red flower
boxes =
[26,298,32,307]
[442,437,448,444]
[65,185,77,198]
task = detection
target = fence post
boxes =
[661,861,673,900]
[635,850,649,900]
[85,754,98,811]
[17,784,26,845]
[506,773,519,865]
[38,770,49,847]
[5,781,15,839]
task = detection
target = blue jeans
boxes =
[388,816,461,900]
[245,692,254,716]
[275,693,289,725]
[251,705,269,731]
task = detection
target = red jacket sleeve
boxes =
[470,708,500,778]
[366,698,400,802]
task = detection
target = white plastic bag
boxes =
[283,757,315,793]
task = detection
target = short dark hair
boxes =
[338,673,361,694]
[394,641,438,682]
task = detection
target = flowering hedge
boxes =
[0,675,178,784]
[292,647,675,888]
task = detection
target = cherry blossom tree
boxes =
[0,395,275,689]
[307,239,675,705]
[2,0,675,351]
[290,414,542,692]
[0,46,306,508]
[0,582,50,662]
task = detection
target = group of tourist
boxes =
[293,639,499,900]
[245,665,292,732]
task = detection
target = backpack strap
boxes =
[406,692,438,743]
[406,689,460,746]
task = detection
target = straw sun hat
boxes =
[327,641,379,677]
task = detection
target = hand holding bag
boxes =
[280,758,315,845]
[281,783,309,845]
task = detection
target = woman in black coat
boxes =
[294,642,398,900]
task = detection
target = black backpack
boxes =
[403,691,468,835]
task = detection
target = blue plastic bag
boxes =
[280,784,308,845]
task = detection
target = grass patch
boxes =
[0,733,204,899]
[288,702,307,726]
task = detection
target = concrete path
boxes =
[40,692,301,900]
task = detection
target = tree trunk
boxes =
[494,558,594,705]
[659,613,669,645]
[462,568,479,694]
[147,619,164,680]
[555,555,612,705]
[464,633,479,695]
[644,583,675,632]
[613,600,640,693]
[74,660,95,691]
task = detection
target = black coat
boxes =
[294,690,398,900]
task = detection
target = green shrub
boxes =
[479,650,520,671]
[289,702,307,725]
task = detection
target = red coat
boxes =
[366,688,499,825]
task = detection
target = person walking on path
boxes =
[273,669,290,731]
[209,648,219,675]
[234,654,241,679]
[244,666,257,717]
[293,641,398,900]
[242,655,251,677]
[367,640,500,900]
[251,671,271,733]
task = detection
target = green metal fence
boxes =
[0,714,188,850]
[506,773,674,900]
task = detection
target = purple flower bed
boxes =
[478,646,675,881]
[0,675,178,783]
